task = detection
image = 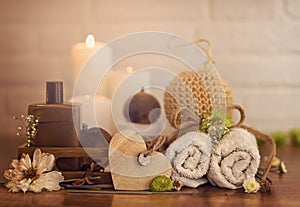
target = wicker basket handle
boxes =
[227,104,246,127]
[241,125,276,192]
[229,104,276,192]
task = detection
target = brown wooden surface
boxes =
[0,145,300,207]
[17,145,108,159]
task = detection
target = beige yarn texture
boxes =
[164,65,233,128]
[222,80,233,116]
[198,66,227,111]
[164,70,212,128]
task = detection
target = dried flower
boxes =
[149,175,173,192]
[201,109,233,145]
[264,156,287,174]
[4,148,64,193]
[172,179,183,191]
[243,178,261,193]
[279,162,287,174]
[271,156,281,167]
[14,115,39,147]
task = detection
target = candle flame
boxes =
[85,34,95,48]
[126,66,133,73]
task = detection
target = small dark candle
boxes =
[46,81,63,104]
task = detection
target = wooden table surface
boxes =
[0,146,299,207]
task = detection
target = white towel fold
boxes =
[207,128,260,189]
[165,131,212,188]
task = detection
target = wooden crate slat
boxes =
[17,145,112,183]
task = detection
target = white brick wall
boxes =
[211,0,276,20]
[93,0,208,22]
[284,0,300,18]
[0,0,88,24]
[0,25,38,54]
[0,0,300,138]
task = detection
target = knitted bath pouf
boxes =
[164,67,234,128]
[222,80,233,117]
[164,70,212,128]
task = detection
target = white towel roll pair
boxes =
[165,128,260,189]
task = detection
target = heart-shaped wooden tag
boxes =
[109,130,171,190]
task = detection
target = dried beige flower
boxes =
[4,148,64,193]
[279,161,287,174]
[271,156,281,167]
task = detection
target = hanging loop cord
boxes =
[193,39,215,64]
[138,135,166,166]
[167,38,215,64]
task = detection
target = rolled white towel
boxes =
[165,131,212,188]
[207,128,260,189]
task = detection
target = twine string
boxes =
[228,104,246,128]
[141,135,167,157]
[193,39,215,64]
[229,105,275,192]
[239,125,276,192]
[167,38,215,64]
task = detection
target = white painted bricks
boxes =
[211,0,276,21]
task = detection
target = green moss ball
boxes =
[149,175,173,192]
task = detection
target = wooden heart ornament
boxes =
[109,130,172,190]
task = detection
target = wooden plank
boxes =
[18,145,108,159]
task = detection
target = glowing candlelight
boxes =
[85,34,95,48]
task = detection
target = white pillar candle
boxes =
[106,66,134,98]
[71,34,116,133]
[70,95,117,135]
[71,34,112,96]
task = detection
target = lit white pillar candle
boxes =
[71,34,111,96]
[70,34,116,134]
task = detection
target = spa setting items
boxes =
[6,37,276,195]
